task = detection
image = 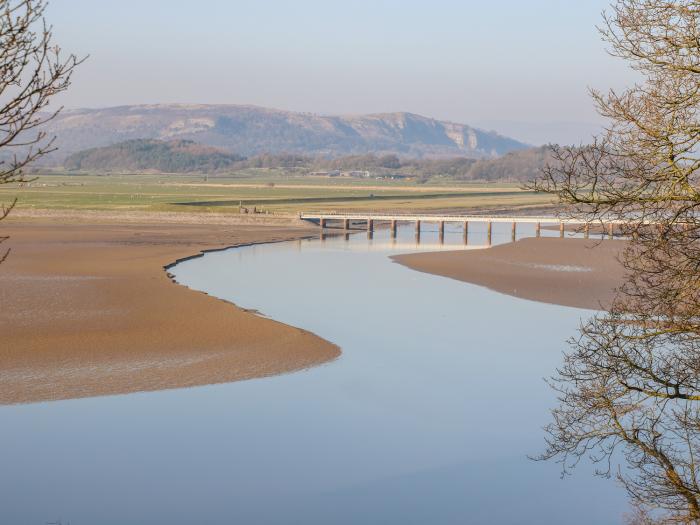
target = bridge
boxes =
[300,212,622,243]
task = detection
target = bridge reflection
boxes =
[319,230,491,251]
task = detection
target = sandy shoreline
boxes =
[0,214,339,405]
[392,237,627,310]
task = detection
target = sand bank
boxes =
[0,216,339,405]
[392,237,627,310]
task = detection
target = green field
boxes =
[1,172,555,215]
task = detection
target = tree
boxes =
[533,1,700,522]
[0,0,83,262]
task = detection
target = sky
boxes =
[46,1,638,145]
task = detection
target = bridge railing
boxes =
[299,211,609,224]
[305,210,654,222]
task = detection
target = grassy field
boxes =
[1,172,556,216]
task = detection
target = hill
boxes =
[43,104,530,161]
[64,139,244,173]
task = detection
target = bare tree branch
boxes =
[0,0,84,263]
[533,1,700,522]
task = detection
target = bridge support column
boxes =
[415,220,421,234]
[487,221,492,245]
[584,223,589,239]
[390,220,397,237]
[320,218,326,229]
[559,222,565,238]
[463,222,468,244]
[367,219,374,232]
[511,221,516,242]
[343,219,350,230]
[439,221,445,236]
[608,223,614,239]
[535,222,541,238]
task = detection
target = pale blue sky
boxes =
[47,1,636,144]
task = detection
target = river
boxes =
[0,222,627,524]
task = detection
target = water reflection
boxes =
[0,223,626,525]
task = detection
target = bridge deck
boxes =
[300,212,626,225]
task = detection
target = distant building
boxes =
[343,170,371,178]
[309,169,370,178]
[375,173,411,180]
[308,170,341,176]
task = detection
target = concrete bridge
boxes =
[300,212,622,243]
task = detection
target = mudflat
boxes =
[0,215,339,405]
[392,237,627,310]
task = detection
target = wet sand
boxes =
[393,237,627,310]
[0,216,339,405]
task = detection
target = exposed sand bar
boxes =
[392,238,627,310]
[0,214,339,405]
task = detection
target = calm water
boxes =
[0,223,626,524]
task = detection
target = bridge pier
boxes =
[559,222,564,238]
[343,219,350,230]
[463,222,468,245]
[439,221,445,237]
[584,223,590,239]
[367,219,374,232]
[536,222,541,238]
[390,220,397,237]
[608,223,614,239]
[511,221,516,242]
[415,220,421,234]
[487,221,492,245]
[320,218,326,229]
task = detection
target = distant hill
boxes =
[64,139,244,173]
[42,104,530,161]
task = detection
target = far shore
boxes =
[392,237,627,310]
[0,212,340,405]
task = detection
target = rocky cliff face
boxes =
[43,104,529,160]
